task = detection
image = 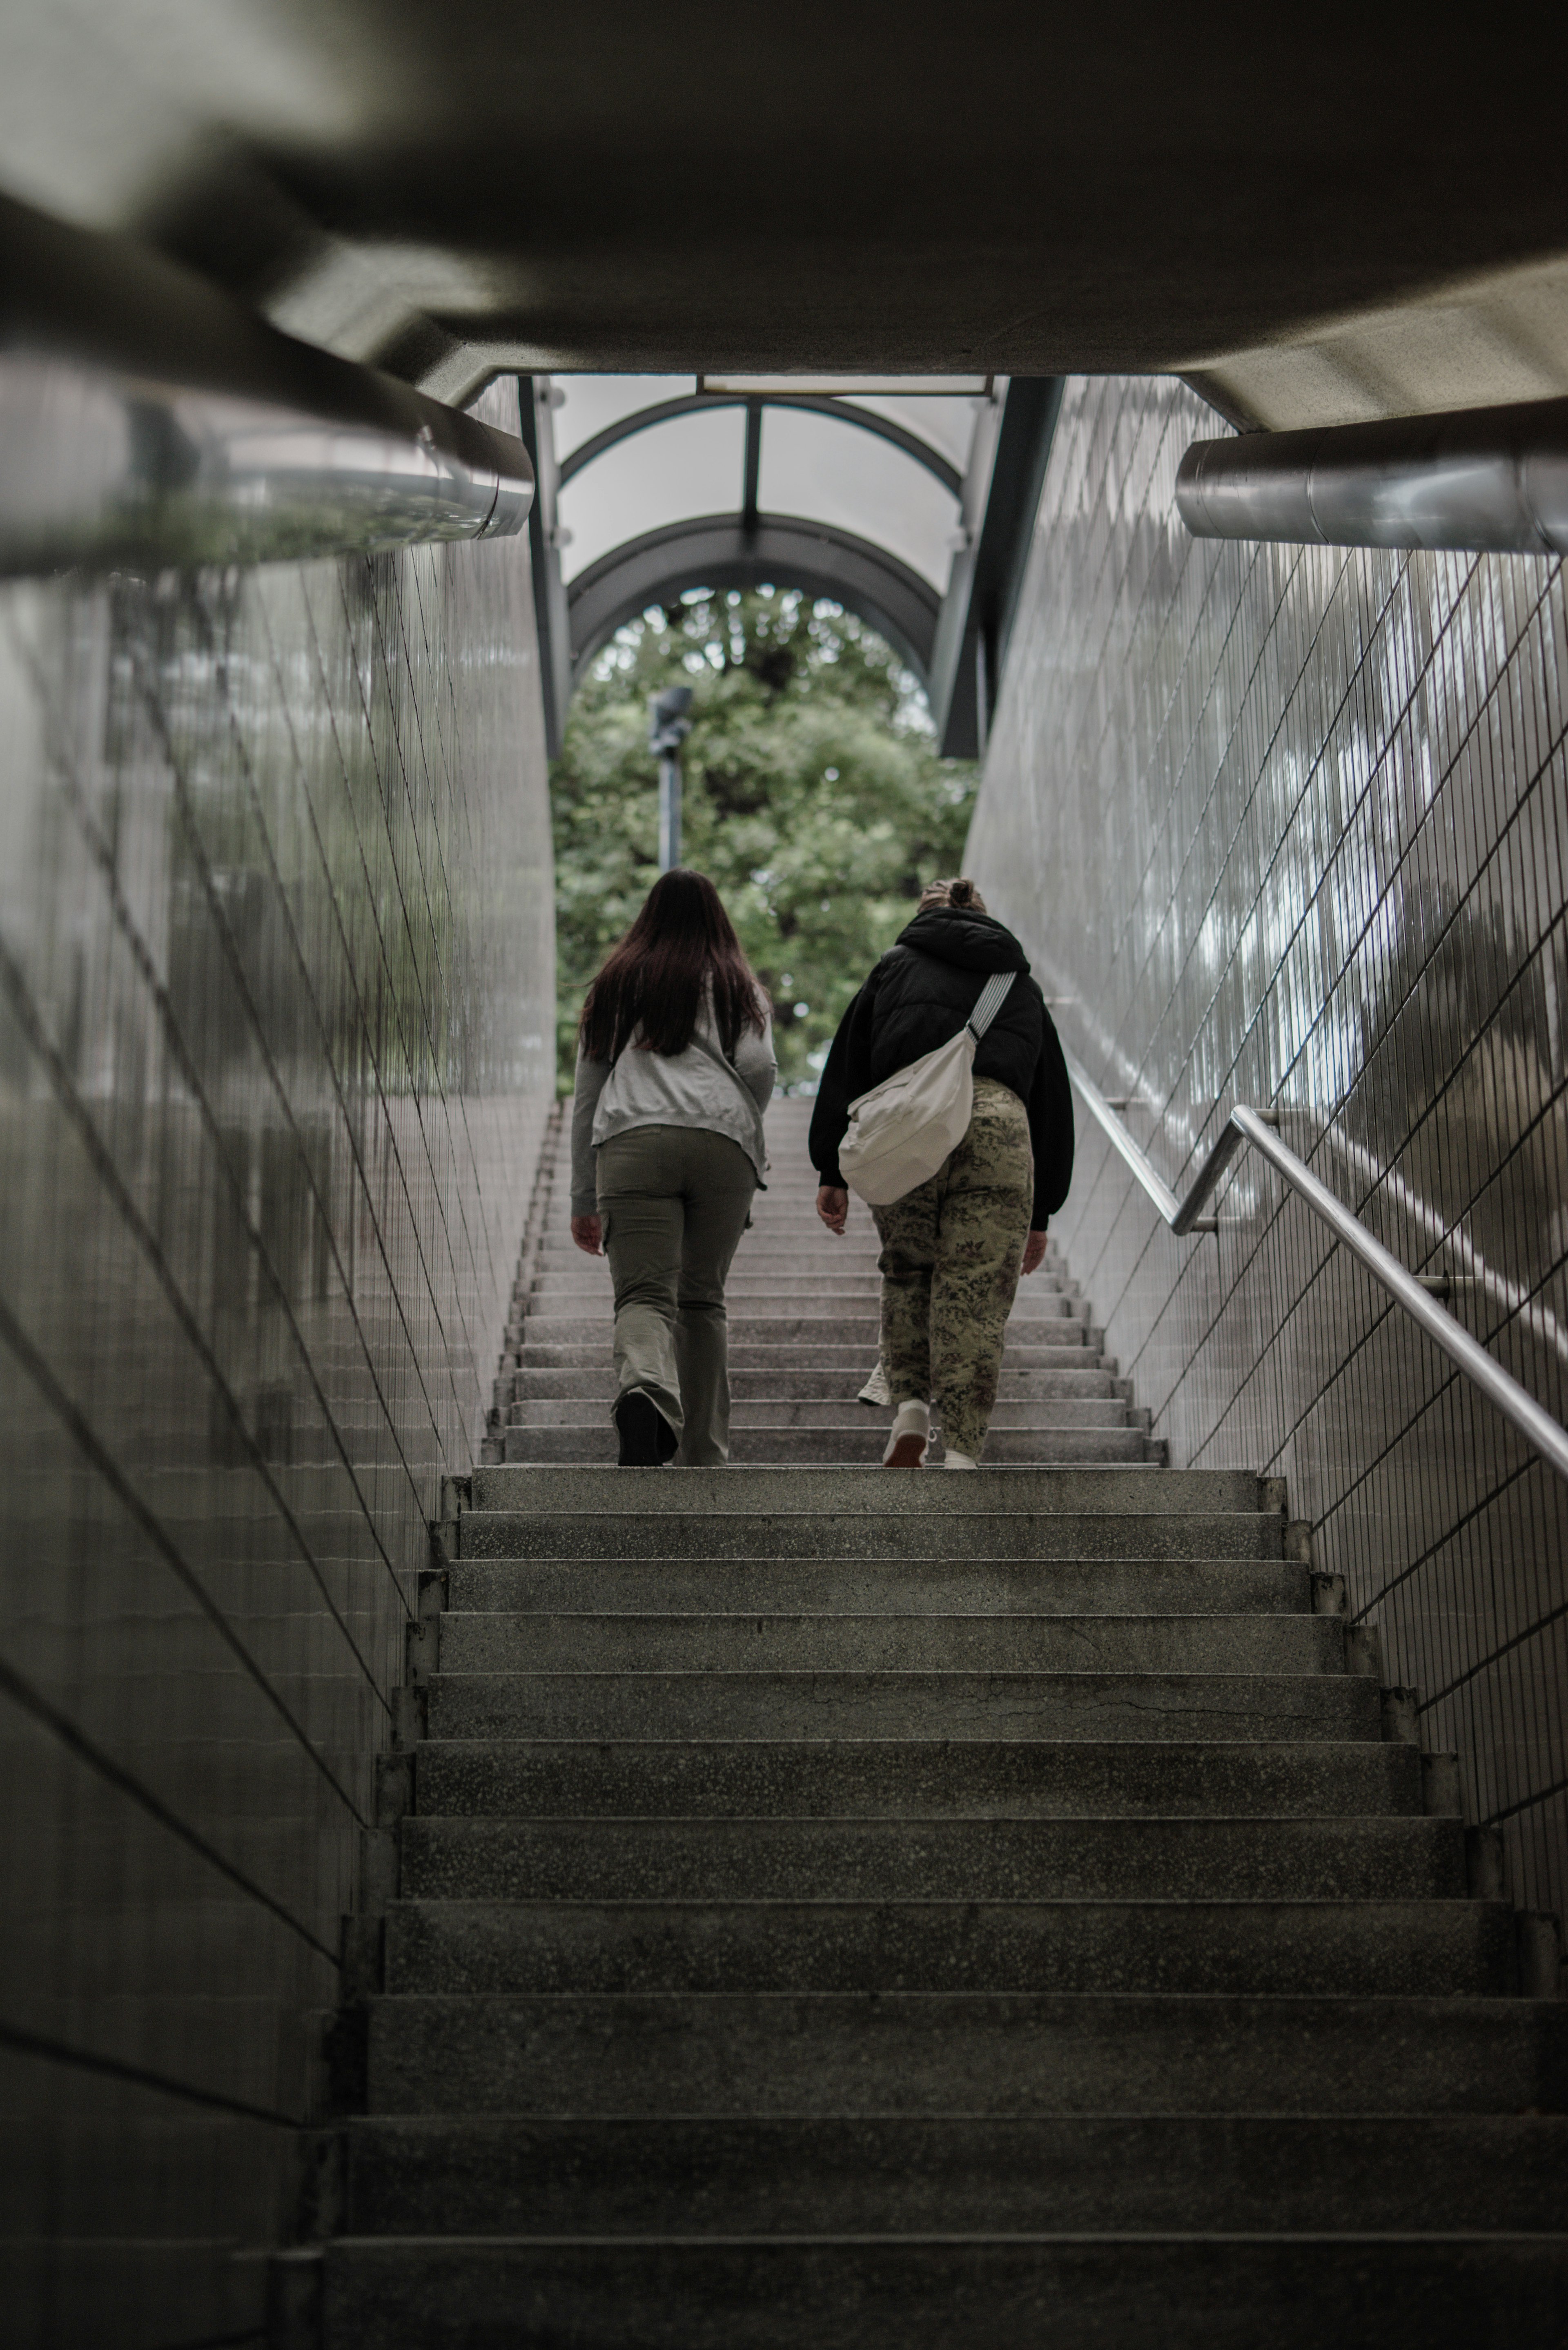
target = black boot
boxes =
[613,1388,678,1466]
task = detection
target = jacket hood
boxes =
[894,906,1031,975]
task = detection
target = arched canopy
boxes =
[558,392,962,499]
[521,373,1062,760]
[568,513,941,686]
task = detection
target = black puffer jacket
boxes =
[808,907,1074,1225]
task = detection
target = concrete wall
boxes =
[970,373,1568,1926]
[0,378,554,2345]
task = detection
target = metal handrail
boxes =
[1061,1048,1568,1488]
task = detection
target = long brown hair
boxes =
[580,868,768,1061]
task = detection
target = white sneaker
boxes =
[858,1359,893,1407]
[941,1447,979,1470]
[882,1398,930,1468]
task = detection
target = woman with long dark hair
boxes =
[570,868,777,1465]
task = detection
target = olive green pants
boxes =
[596,1123,758,1466]
[871,1077,1034,1461]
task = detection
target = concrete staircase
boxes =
[290,1458,1568,2346]
[489,1098,1163,1466]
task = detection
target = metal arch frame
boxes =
[557,392,964,497]
[1063,1048,1568,1488]
[567,512,942,686]
[929,377,1063,758]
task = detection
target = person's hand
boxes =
[816,1186,849,1235]
[1020,1228,1049,1276]
[571,1213,603,1257]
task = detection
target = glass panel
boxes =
[756,404,960,591]
[557,406,748,581]
[845,392,987,475]
[552,374,697,463]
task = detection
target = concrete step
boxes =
[304,2233,1568,2350]
[500,1425,1155,1465]
[526,1232,1064,1256]
[522,1297,1086,1335]
[533,1269,1072,1288]
[512,1339,1104,1369]
[535,1240,1054,1262]
[521,1289,1083,1320]
[407,1738,1428,1819]
[423,1670,1382,1743]
[526,1279,892,1302]
[538,1201,886,1217]
[453,1512,1280,1564]
[528,1274,1073,1300]
[441,1557,1313,1615]
[467,1466,1260,1514]
[397,1814,1464,1904]
[506,1397,1134,1428]
[532,1260,891,1284]
[723,1243,1071,1265]
[978,1428,1158,1463]
[383,1897,1508,1998]
[366,1991,1568,2115]
[435,1611,1348,1676]
[519,1260,1062,1282]
[535,1242,898,1264]
[509,1367,1120,1400]
[341,2109,1568,2236]
[516,1314,884,1347]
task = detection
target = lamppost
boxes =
[648,684,693,872]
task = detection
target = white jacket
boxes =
[571,992,777,1215]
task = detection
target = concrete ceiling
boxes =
[7,2,1568,425]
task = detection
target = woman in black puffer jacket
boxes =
[809,878,1074,1468]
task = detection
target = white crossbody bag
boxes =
[837,970,1017,1206]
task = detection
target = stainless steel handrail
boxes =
[0,196,532,577]
[1174,392,1568,557]
[0,356,532,575]
[1062,1048,1568,1487]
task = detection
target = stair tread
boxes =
[381,1897,1514,1997]
[341,2109,1568,2241]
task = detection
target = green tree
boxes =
[550,589,976,1088]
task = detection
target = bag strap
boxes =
[966,969,1017,1042]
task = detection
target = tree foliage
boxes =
[550,589,976,1087]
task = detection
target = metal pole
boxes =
[649,683,693,872]
[648,683,693,872]
[658,750,682,872]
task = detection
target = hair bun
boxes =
[948,878,976,907]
